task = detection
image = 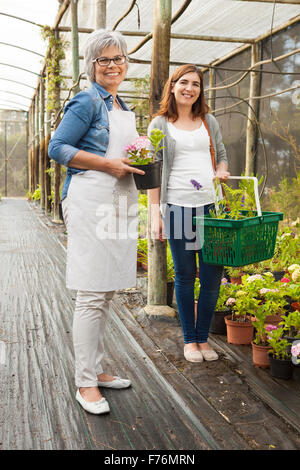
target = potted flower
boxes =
[224,294,258,345]
[267,327,293,379]
[209,280,238,335]
[225,267,244,285]
[279,310,300,353]
[125,128,165,190]
[251,301,273,368]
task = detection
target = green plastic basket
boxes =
[194,176,283,267]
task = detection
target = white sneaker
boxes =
[76,389,110,415]
[97,376,131,389]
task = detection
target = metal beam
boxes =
[235,0,300,4]
[0,78,35,90]
[0,99,29,110]
[0,63,41,76]
[0,12,43,27]
[71,0,80,95]
[0,90,31,101]
[0,41,44,57]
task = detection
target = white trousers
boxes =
[73,290,115,387]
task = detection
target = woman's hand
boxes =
[105,157,145,179]
[151,214,166,242]
[213,163,230,182]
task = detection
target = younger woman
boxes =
[148,64,230,363]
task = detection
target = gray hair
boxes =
[84,29,128,83]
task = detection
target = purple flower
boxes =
[241,195,245,207]
[265,324,278,332]
[190,179,203,190]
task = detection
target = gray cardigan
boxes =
[147,114,228,216]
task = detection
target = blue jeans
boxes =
[164,204,223,344]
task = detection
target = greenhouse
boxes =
[0,0,299,452]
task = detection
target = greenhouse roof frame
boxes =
[0,0,299,112]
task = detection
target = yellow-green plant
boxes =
[32,185,41,201]
[41,26,68,112]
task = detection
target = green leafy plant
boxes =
[41,26,68,112]
[226,267,244,279]
[137,237,148,267]
[32,185,41,201]
[267,327,291,360]
[209,174,263,220]
[279,311,300,339]
[231,295,261,323]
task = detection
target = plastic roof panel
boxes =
[0,0,300,109]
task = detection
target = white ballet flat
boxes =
[97,376,131,389]
[201,349,219,361]
[76,389,110,415]
[184,347,203,363]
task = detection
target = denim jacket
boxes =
[48,82,131,200]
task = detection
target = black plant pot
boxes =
[269,353,293,380]
[272,270,286,281]
[167,281,175,307]
[132,161,162,190]
[209,309,230,335]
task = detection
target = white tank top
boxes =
[166,122,215,207]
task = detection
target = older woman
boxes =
[48,30,144,415]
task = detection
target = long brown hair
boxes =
[155,64,209,121]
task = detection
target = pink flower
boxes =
[134,136,150,150]
[246,274,263,282]
[265,324,278,332]
[226,297,236,306]
[291,343,300,357]
[280,277,290,283]
[221,277,228,285]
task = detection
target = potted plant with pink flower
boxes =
[224,294,258,345]
[209,280,238,335]
[267,327,293,379]
[125,128,165,190]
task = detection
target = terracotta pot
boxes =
[230,277,242,285]
[225,314,254,345]
[251,341,272,368]
[252,314,283,327]
[291,302,300,311]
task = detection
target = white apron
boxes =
[63,109,139,291]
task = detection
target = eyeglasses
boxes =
[92,55,127,67]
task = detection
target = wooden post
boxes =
[145,0,175,318]
[95,0,106,29]
[45,70,52,214]
[27,107,32,195]
[208,67,215,113]
[31,101,36,192]
[71,0,80,96]
[39,75,45,209]
[245,43,261,176]
[35,90,40,193]
[53,28,62,223]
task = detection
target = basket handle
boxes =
[214,176,262,217]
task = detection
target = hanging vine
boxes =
[41,25,68,112]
